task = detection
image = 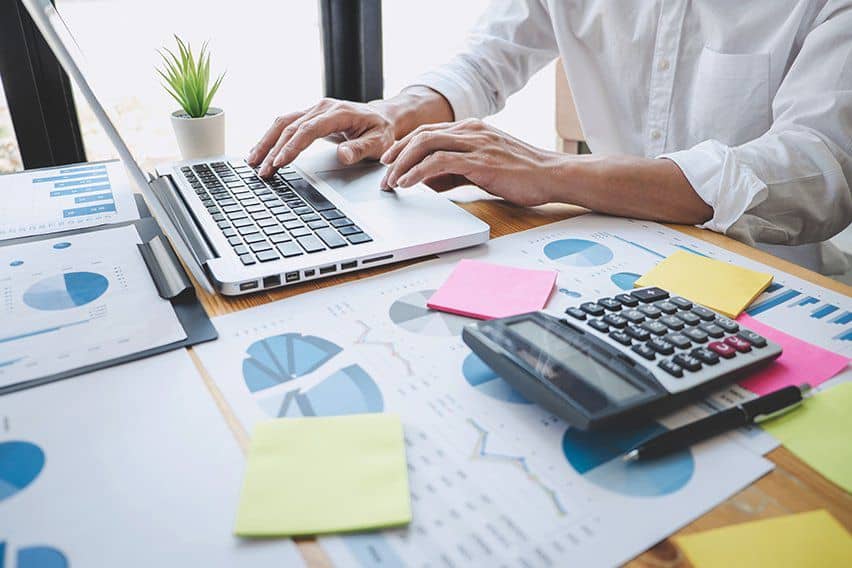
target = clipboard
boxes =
[0,187,218,395]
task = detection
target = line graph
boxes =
[467,418,567,516]
[354,320,415,376]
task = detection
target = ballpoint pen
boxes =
[623,384,812,462]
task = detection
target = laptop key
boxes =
[296,234,326,253]
[216,221,230,230]
[276,213,298,223]
[347,232,373,244]
[245,204,265,213]
[290,227,311,237]
[321,209,345,220]
[244,232,266,244]
[270,233,292,244]
[222,204,242,213]
[233,218,254,228]
[330,217,354,228]
[227,211,248,221]
[222,227,237,238]
[300,213,321,222]
[277,241,303,257]
[234,245,250,255]
[212,213,225,222]
[238,225,259,236]
[308,220,329,229]
[293,206,313,215]
[227,236,242,246]
[263,225,287,235]
[250,241,273,253]
[256,250,280,262]
[338,225,361,235]
[257,217,278,228]
[269,205,289,215]
[283,220,304,230]
[315,227,348,249]
[239,254,256,265]
[289,178,336,211]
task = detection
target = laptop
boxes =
[23,0,489,295]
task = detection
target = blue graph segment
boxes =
[23,272,109,311]
[674,245,710,258]
[831,311,852,325]
[562,423,694,497]
[543,239,613,267]
[833,329,852,341]
[342,534,405,568]
[607,234,666,259]
[53,176,109,189]
[59,164,107,175]
[745,289,802,316]
[812,304,839,319]
[765,282,784,293]
[242,333,342,392]
[63,203,116,218]
[50,184,112,197]
[0,441,45,502]
[557,287,582,298]
[462,353,530,404]
[610,272,641,291]
[17,545,69,568]
[791,296,819,307]
[0,320,88,345]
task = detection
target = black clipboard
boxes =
[0,186,218,395]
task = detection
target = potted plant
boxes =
[157,35,225,159]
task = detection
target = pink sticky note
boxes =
[427,259,557,320]
[736,313,849,395]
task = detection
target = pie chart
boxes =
[242,333,342,393]
[11,544,69,568]
[562,422,694,497]
[389,289,471,336]
[611,272,641,291]
[462,352,530,404]
[544,239,613,267]
[0,441,45,502]
[23,271,109,311]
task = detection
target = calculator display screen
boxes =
[508,319,642,402]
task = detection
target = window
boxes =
[0,76,23,173]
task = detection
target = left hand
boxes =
[379,119,563,207]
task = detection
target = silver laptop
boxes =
[24,0,489,295]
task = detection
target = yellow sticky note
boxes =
[762,382,852,493]
[675,510,852,568]
[235,414,411,537]
[635,250,772,318]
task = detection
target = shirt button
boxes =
[650,129,662,141]
[658,58,670,71]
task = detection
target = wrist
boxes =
[371,86,454,139]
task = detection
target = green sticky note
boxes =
[762,382,852,493]
[235,414,412,537]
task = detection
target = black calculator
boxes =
[461,286,782,430]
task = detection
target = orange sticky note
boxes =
[427,259,557,320]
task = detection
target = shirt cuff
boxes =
[660,140,768,233]
[411,69,483,121]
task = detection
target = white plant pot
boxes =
[170,107,225,160]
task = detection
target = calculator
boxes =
[461,286,782,430]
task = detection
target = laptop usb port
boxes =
[263,275,282,288]
[304,269,316,277]
[285,271,300,283]
[340,261,357,270]
[319,265,336,275]
[239,280,260,291]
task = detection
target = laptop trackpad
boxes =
[314,163,391,203]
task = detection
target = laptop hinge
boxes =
[148,174,216,267]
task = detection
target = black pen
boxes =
[623,384,812,462]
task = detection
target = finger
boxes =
[380,121,454,165]
[247,111,303,166]
[258,108,327,176]
[271,108,361,169]
[396,151,471,188]
[383,131,474,188]
[337,130,392,165]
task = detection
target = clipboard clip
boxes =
[137,234,192,299]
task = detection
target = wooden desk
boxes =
[187,198,852,567]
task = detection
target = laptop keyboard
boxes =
[179,161,372,266]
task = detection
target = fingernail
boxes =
[340,147,354,164]
[379,153,390,165]
[397,175,410,187]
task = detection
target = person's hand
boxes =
[379,119,563,206]
[247,98,397,177]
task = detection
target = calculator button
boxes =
[648,337,675,355]
[602,313,628,329]
[637,305,662,319]
[737,329,767,348]
[641,321,668,336]
[683,327,709,343]
[598,297,622,311]
[631,287,670,303]
[676,311,701,326]
[622,309,645,324]
[658,359,683,377]
[660,315,685,330]
[625,325,651,342]
[665,333,692,350]
[655,301,678,314]
[672,354,702,372]
[708,341,736,358]
[588,319,609,333]
[631,343,656,360]
[565,307,586,321]
[615,293,639,307]
[698,322,725,338]
[670,296,693,310]
[691,347,720,365]
[580,302,606,317]
[724,335,752,353]
[715,317,740,334]
[609,331,632,346]
[691,306,716,321]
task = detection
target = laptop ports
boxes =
[285,271,300,283]
[263,275,282,288]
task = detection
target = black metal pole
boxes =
[319,0,383,102]
[0,0,86,169]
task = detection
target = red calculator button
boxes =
[724,336,752,353]
[708,341,736,358]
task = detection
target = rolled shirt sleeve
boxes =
[412,0,559,120]
[662,3,852,245]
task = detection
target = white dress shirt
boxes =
[414,0,852,262]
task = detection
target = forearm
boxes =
[373,86,454,140]
[553,155,713,225]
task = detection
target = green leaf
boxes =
[155,35,224,117]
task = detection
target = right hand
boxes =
[247,98,397,177]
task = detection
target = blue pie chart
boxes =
[562,422,694,497]
[260,364,383,418]
[12,545,69,568]
[0,441,45,502]
[544,239,613,267]
[611,272,641,291]
[242,333,342,393]
[23,271,109,311]
[462,352,530,404]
